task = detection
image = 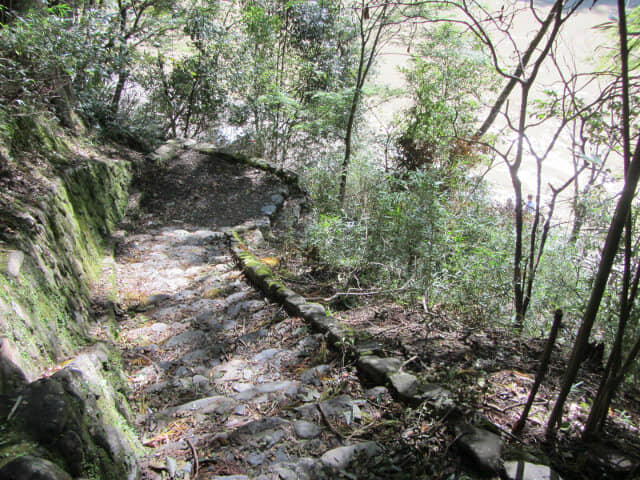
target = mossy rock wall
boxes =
[0,131,132,381]
[0,343,141,479]
[0,121,139,479]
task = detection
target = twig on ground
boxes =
[484,400,546,414]
[185,437,199,478]
[345,421,378,440]
[504,400,546,413]
[316,402,345,441]
[6,395,22,422]
[400,355,418,372]
[306,286,410,303]
[493,422,527,444]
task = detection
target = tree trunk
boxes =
[111,70,128,114]
[339,88,360,205]
[581,0,634,436]
[546,137,640,439]
[474,0,565,139]
[513,309,563,434]
[338,1,389,206]
[509,81,531,332]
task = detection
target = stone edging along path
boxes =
[147,139,560,479]
[227,232,509,477]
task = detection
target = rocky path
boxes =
[107,148,415,479]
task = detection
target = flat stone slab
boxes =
[182,347,220,365]
[420,383,455,412]
[228,300,264,316]
[123,322,171,344]
[234,380,300,400]
[389,372,419,401]
[454,423,503,475]
[252,348,289,364]
[6,250,24,278]
[357,356,402,384]
[213,359,250,383]
[231,417,290,437]
[293,420,321,439]
[229,417,290,447]
[298,303,326,317]
[164,330,205,348]
[210,476,249,480]
[160,395,237,418]
[297,395,356,420]
[268,458,323,479]
[320,442,383,470]
[300,364,331,385]
[238,328,269,344]
[225,291,251,304]
[505,461,564,480]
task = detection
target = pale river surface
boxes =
[372,0,636,219]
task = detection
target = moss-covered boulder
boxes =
[0,344,141,479]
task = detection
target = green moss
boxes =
[0,438,41,469]
[264,277,284,295]
[0,118,141,479]
[0,258,86,371]
[62,159,132,238]
[0,128,133,374]
[9,115,70,158]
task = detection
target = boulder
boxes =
[0,337,29,394]
[320,442,383,470]
[0,344,139,479]
[358,356,402,385]
[0,456,73,480]
[454,422,503,476]
[504,461,564,480]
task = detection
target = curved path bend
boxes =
[109,149,415,479]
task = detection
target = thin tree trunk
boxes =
[474,0,565,139]
[546,137,640,439]
[508,0,566,331]
[583,2,635,433]
[585,256,640,435]
[560,0,638,439]
[339,89,360,204]
[338,1,389,206]
[513,309,563,434]
[111,70,128,113]
[509,82,530,332]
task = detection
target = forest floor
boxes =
[94,147,640,479]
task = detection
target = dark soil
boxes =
[134,150,284,228]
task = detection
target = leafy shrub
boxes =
[397,23,495,177]
[0,7,81,145]
[306,213,367,271]
[78,92,164,152]
[303,155,515,321]
[432,185,513,318]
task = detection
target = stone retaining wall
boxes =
[0,126,139,478]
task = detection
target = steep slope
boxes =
[0,119,140,479]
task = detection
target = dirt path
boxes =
[106,151,418,479]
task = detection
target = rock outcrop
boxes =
[0,121,138,478]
